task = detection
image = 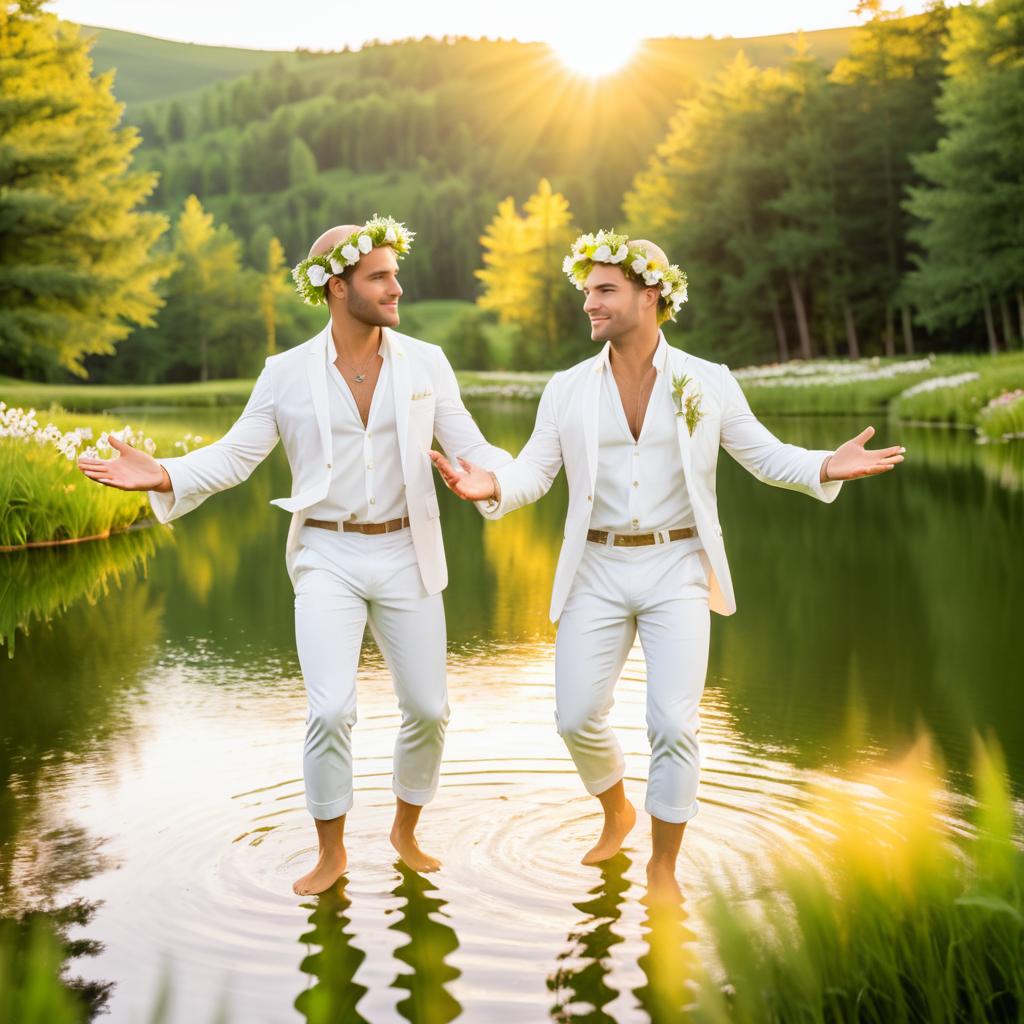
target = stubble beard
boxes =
[346,289,399,328]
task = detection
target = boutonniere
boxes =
[671,373,705,436]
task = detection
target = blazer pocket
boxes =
[424,491,441,519]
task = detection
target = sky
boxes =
[50,0,936,52]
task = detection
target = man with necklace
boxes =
[79,216,511,895]
[430,231,905,900]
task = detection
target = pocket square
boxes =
[411,390,433,401]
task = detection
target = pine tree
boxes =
[156,196,260,381]
[905,0,1024,352]
[0,1,170,377]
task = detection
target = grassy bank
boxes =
[0,407,207,550]
[740,352,1024,440]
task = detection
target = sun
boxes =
[549,30,642,77]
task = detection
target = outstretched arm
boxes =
[429,373,564,518]
[431,348,512,472]
[719,369,904,501]
[78,364,280,523]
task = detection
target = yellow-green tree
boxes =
[476,179,579,367]
[259,235,290,356]
[0,0,171,378]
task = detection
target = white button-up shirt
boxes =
[591,336,695,534]
[303,334,408,524]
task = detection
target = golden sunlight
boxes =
[549,29,642,77]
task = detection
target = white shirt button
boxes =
[633,481,639,487]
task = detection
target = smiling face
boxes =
[328,244,403,328]
[582,263,658,343]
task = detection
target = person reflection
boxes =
[387,862,461,1024]
[547,853,631,1022]
[294,878,370,1023]
[633,896,698,1022]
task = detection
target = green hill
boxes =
[81,24,855,111]
[80,26,305,105]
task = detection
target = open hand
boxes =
[824,426,905,481]
[427,450,496,501]
[78,435,170,492]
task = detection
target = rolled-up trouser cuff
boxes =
[645,795,699,824]
[393,777,438,806]
[581,762,627,798]
[307,789,354,821]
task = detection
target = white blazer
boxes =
[483,336,843,621]
[148,323,511,594]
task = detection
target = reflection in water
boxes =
[388,864,462,1024]
[634,900,698,1024]
[0,525,168,652]
[295,880,370,1024]
[1,404,1020,1021]
[548,855,631,1023]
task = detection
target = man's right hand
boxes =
[428,450,496,502]
[78,435,172,492]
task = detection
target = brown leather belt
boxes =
[306,516,410,535]
[587,526,696,547]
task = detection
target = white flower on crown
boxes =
[593,244,612,262]
[384,224,397,243]
[661,281,673,297]
[341,244,360,264]
[357,234,373,254]
[329,257,345,275]
[630,256,647,274]
[643,269,663,285]
[609,244,628,264]
[307,264,330,287]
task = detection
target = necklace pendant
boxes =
[353,373,366,384]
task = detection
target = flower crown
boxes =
[562,230,688,323]
[291,215,415,305]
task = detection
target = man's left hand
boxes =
[822,426,905,481]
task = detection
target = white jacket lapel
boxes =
[582,343,608,494]
[667,347,695,488]
[306,324,332,466]
[386,328,411,470]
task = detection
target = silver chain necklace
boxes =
[335,346,379,384]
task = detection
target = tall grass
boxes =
[692,736,1023,1023]
[0,407,207,549]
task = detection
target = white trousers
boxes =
[555,538,711,824]
[292,526,448,820]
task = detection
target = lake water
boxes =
[1,402,1021,1023]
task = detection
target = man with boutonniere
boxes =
[429,230,905,902]
[79,216,511,895]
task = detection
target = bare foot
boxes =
[581,799,637,865]
[390,825,441,873]
[645,858,682,905]
[292,845,348,896]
